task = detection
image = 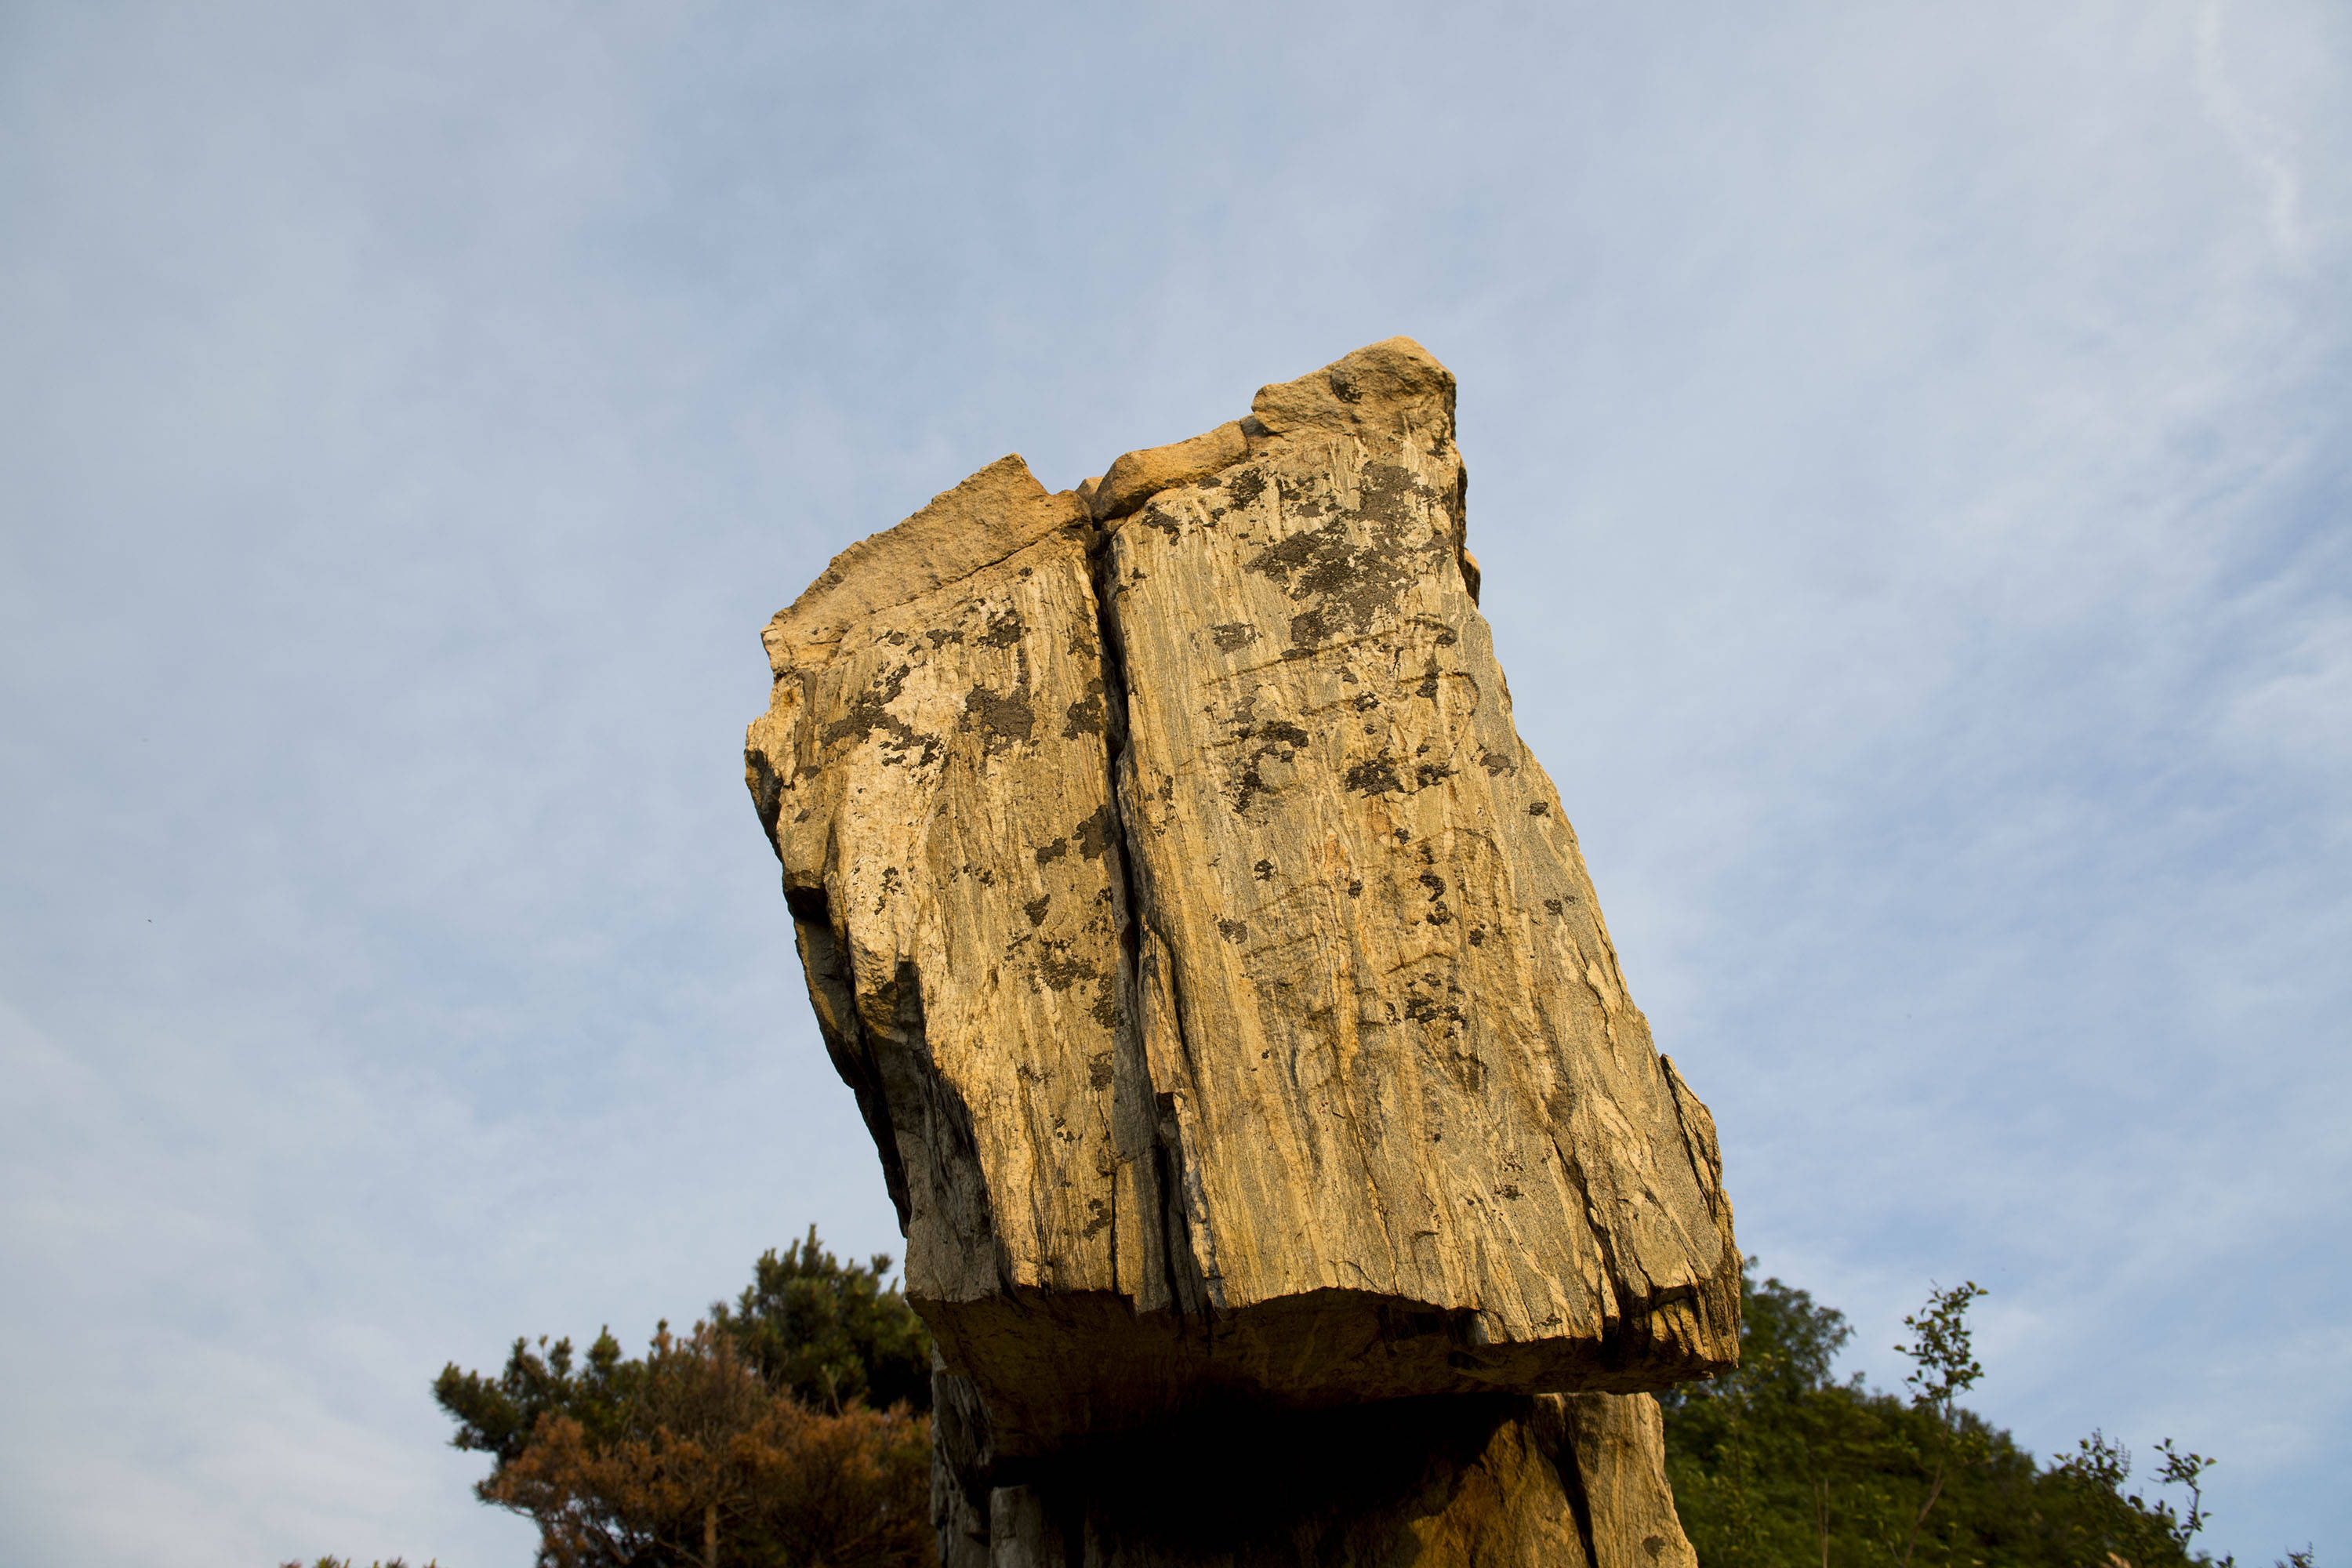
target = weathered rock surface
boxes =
[746,339,1739,1468]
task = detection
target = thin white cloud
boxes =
[2197,0,2310,263]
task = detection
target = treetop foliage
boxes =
[430,1228,935,1568]
[708,1225,934,1415]
[1661,1260,2307,1568]
[477,1320,929,1568]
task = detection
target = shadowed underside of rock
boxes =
[746,340,1740,1475]
[933,1370,1696,1568]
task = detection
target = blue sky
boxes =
[2,2,2345,1563]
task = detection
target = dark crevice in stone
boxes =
[1084,514,1213,1340]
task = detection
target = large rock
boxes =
[746,339,1739,1465]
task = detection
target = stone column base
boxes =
[935,1377,1696,1568]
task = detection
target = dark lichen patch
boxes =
[1403,990,1466,1027]
[964,683,1035,751]
[1076,801,1118,861]
[1528,800,1549,815]
[1258,720,1309,749]
[976,607,1027,649]
[1225,470,1267,509]
[1210,622,1258,652]
[924,626,964,647]
[1273,475,1327,517]
[1343,753,1403,796]
[1480,750,1516,775]
[820,662,944,769]
[1543,898,1563,916]
[1090,992,1118,1028]
[1419,872,1447,902]
[820,663,908,746]
[1230,767,1272,815]
[1254,858,1274,883]
[1327,368,1364,404]
[1218,918,1248,944]
[1063,677,1108,739]
[1036,837,1069,866]
[1347,879,1364,898]
[1082,1198,1110,1240]
[1416,761,1455,789]
[1138,501,1182,539]
[1353,691,1380,712]
[1224,718,1313,816]
[1036,939,1098,993]
[1247,465,1447,653]
[1024,894,1051,926]
[1088,1052,1115,1090]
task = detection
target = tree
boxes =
[434,1323,637,1474]
[2049,1430,2238,1568]
[1878,1280,1988,1567]
[1659,1260,2277,1568]
[477,1322,929,1568]
[435,1229,937,1568]
[434,1231,933,1462]
[709,1226,933,1414]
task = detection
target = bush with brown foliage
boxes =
[434,1232,935,1568]
[482,1322,929,1568]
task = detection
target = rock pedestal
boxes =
[747,339,1737,1566]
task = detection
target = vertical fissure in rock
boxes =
[1551,1399,1604,1568]
[1146,1131,1188,1331]
[1085,514,1210,1338]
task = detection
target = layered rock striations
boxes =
[747,338,1737,1564]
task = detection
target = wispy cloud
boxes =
[2197,0,2310,263]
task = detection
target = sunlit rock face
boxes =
[746,338,1737,1566]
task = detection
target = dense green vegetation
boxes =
[707,1227,935,1416]
[1661,1261,2296,1568]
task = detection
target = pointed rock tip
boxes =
[1250,336,1457,437]
[763,452,1086,666]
